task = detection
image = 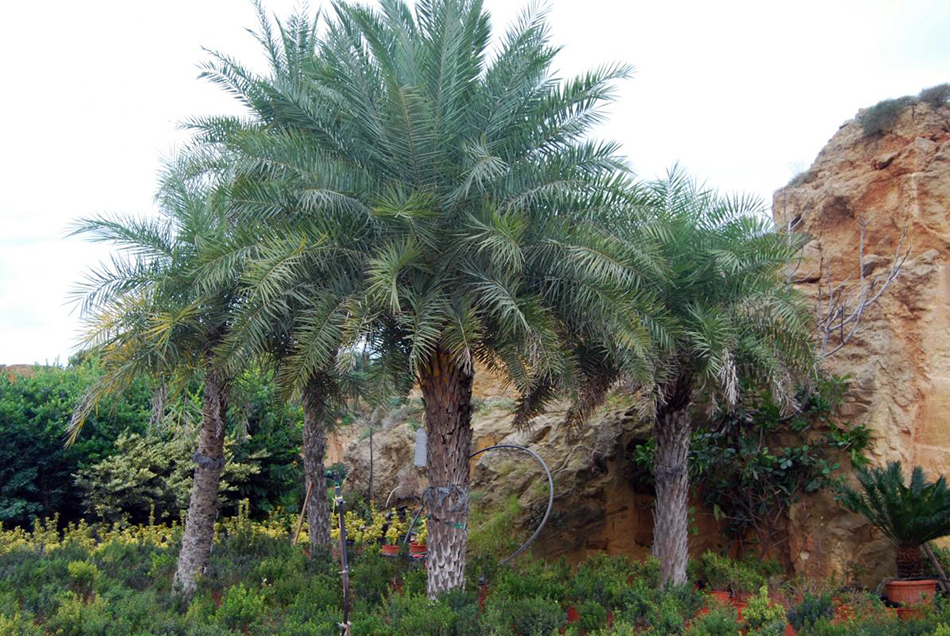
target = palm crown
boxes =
[628,172,815,410]
[68,158,239,441]
[196,0,663,414]
[840,461,950,548]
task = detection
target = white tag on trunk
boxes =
[413,427,427,468]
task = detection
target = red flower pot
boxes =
[381,544,400,557]
[886,580,938,607]
[409,541,427,556]
[785,624,797,636]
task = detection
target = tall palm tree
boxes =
[69,157,242,595]
[191,0,661,596]
[190,3,372,550]
[616,172,815,586]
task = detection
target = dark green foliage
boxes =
[7,520,950,635]
[919,84,950,109]
[632,376,870,555]
[860,96,915,136]
[838,461,950,549]
[686,604,740,636]
[0,359,304,529]
[693,552,766,594]
[0,361,151,526]
[483,594,565,636]
[787,592,835,631]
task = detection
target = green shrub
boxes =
[788,591,835,630]
[66,560,101,598]
[0,361,151,527]
[577,599,608,631]
[492,557,571,603]
[694,552,765,594]
[482,594,565,636]
[686,604,740,636]
[384,593,459,635]
[215,583,268,631]
[919,84,950,109]
[45,591,114,636]
[742,587,786,634]
[0,611,43,636]
[861,96,915,136]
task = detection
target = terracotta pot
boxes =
[565,606,581,623]
[709,590,731,605]
[886,579,938,606]
[381,544,400,557]
[409,541,427,556]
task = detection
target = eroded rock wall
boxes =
[773,100,950,584]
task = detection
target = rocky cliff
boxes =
[773,98,950,584]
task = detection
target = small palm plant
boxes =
[839,461,950,578]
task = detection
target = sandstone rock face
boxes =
[773,101,950,585]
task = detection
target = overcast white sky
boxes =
[1,0,948,365]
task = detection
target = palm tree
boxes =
[191,0,660,596]
[70,157,242,595]
[614,172,815,586]
[190,3,372,550]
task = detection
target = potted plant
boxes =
[381,516,403,557]
[839,461,950,606]
[410,517,427,556]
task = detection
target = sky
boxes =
[1,0,948,365]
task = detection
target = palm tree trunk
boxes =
[652,374,693,588]
[652,408,690,587]
[419,347,474,598]
[303,376,331,549]
[174,370,228,595]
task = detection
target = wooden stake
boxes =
[292,481,315,547]
[924,543,950,594]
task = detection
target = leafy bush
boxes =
[0,361,151,526]
[215,582,268,631]
[694,552,766,595]
[788,591,835,630]
[75,431,265,525]
[0,361,304,529]
[633,376,869,556]
[686,604,740,636]
[742,586,786,633]
[483,594,565,636]
[919,84,950,109]
[861,96,915,136]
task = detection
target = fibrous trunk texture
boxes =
[303,376,331,549]
[420,348,474,598]
[652,375,692,588]
[174,370,228,595]
[896,545,925,579]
